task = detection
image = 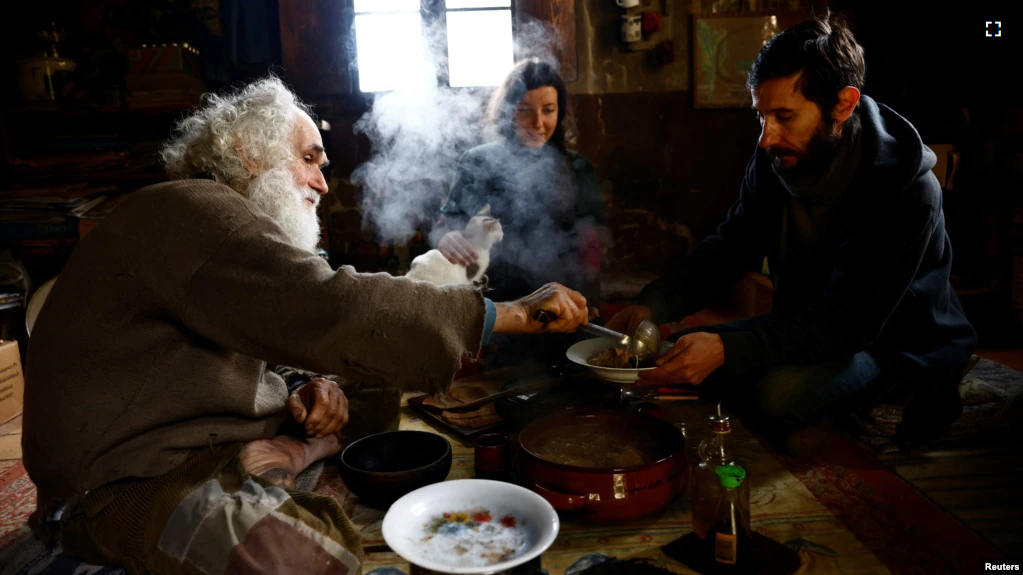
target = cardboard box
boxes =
[0,340,24,424]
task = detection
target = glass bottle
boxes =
[691,406,738,540]
[707,464,752,569]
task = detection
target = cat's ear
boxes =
[475,204,491,217]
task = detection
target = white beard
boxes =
[247,165,322,253]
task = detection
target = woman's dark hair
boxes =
[486,58,571,151]
[747,11,866,119]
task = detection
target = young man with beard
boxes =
[21,77,589,574]
[607,15,976,453]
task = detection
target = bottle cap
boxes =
[715,464,746,488]
[709,414,731,434]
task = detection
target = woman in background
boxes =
[432,58,607,366]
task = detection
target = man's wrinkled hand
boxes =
[287,377,349,438]
[438,231,478,266]
[516,282,588,333]
[637,332,725,386]
[605,305,652,336]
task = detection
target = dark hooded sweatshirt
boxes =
[640,95,977,388]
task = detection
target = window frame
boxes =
[352,0,517,93]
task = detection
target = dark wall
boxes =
[570,92,757,271]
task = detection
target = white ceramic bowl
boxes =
[25,276,56,336]
[566,337,672,384]
[382,479,559,574]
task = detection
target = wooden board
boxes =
[407,393,511,440]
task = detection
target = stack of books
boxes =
[0,183,120,242]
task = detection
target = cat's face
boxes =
[464,205,503,247]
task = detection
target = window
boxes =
[353,0,514,93]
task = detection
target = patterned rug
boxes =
[0,397,1010,574]
[768,429,1008,574]
[846,357,1023,454]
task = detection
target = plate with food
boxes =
[565,337,673,383]
[382,478,559,574]
[408,385,509,439]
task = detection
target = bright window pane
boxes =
[446,10,513,88]
[354,0,418,13]
[446,0,511,8]
[355,13,425,92]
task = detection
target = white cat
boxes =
[405,205,504,286]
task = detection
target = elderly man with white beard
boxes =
[21,76,589,575]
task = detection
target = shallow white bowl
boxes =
[565,337,672,384]
[25,276,56,336]
[382,479,559,574]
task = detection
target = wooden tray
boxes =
[407,393,510,440]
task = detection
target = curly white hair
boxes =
[160,76,312,193]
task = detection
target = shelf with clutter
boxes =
[2,19,209,304]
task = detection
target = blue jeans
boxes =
[728,351,886,430]
[690,339,967,448]
[674,325,890,435]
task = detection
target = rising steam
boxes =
[351,15,598,298]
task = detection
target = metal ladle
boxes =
[578,319,662,366]
[595,320,663,402]
[532,311,665,403]
[532,311,662,364]
[628,319,663,363]
[597,319,662,402]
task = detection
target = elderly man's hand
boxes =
[494,282,588,334]
[636,332,724,386]
[287,377,349,438]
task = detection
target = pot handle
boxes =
[530,483,597,512]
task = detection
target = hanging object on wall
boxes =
[642,11,663,32]
[621,14,643,43]
[615,0,673,52]
[691,0,808,15]
[15,23,77,102]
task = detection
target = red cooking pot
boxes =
[513,411,687,522]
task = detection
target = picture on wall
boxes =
[693,14,807,108]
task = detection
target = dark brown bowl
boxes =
[339,430,453,509]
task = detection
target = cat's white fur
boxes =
[406,205,503,286]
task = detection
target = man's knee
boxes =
[741,353,883,431]
[744,365,813,430]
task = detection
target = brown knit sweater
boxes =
[22,180,486,506]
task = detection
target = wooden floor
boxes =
[875,348,1023,560]
[880,442,1023,560]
